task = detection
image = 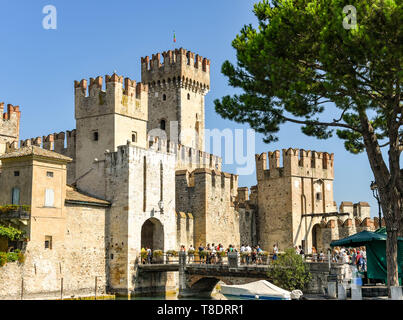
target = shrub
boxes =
[153,250,163,258]
[217,251,226,257]
[166,250,178,257]
[140,248,147,260]
[17,252,25,264]
[6,252,18,262]
[267,248,312,291]
[198,250,208,258]
[187,249,195,255]
[0,225,24,241]
[0,252,7,267]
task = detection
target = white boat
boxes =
[220,280,303,300]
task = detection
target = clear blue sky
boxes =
[0,0,383,215]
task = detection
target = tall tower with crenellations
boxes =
[254,148,338,253]
[0,102,21,156]
[141,48,210,151]
[74,74,148,179]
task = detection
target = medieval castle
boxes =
[0,48,379,297]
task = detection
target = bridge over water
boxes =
[136,252,341,297]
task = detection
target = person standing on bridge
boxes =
[245,244,252,265]
[272,244,278,262]
[198,243,205,263]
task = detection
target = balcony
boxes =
[0,205,31,221]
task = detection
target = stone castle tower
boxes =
[74,74,149,180]
[0,103,20,156]
[254,148,337,252]
[141,49,210,151]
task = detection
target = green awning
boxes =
[330,229,403,284]
[330,230,387,247]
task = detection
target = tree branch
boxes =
[271,109,362,133]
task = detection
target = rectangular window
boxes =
[14,171,20,177]
[46,171,54,178]
[45,188,54,207]
[44,236,52,249]
[316,192,322,201]
[93,131,99,141]
[11,188,20,205]
[132,131,137,143]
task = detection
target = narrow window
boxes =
[11,188,20,205]
[160,161,163,202]
[187,93,190,100]
[316,192,322,201]
[160,119,166,131]
[46,171,54,178]
[93,131,99,141]
[14,171,20,177]
[44,236,52,249]
[132,131,137,143]
[45,188,54,207]
[162,94,167,101]
[143,156,147,212]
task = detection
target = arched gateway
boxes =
[141,218,164,251]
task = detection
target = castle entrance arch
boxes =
[141,218,164,251]
[312,224,322,252]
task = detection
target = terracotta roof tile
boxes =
[0,146,72,162]
[65,185,110,206]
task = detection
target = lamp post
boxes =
[370,181,382,228]
[158,200,164,214]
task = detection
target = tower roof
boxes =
[0,145,72,163]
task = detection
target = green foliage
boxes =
[268,248,312,291]
[217,251,227,257]
[166,250,178,257]
[0,225,24,241]
[0,252,6,267]
[214,0,402,153]
[0,205,31,215]
[152,250,163,258]
[259,251,269,257]
[0,249,26,267]
[187,249,195,255]
[15,250,25,264]
[140,248,147,260]
[6,252,18,263]
[198,250,208,257]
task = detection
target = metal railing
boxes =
[138,252,278,266]
[137,251,357,266]
[0,207,30,220]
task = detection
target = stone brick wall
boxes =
[99,144,177,294]
[0,203,108,300]
[176,168,240,248]
[176,212,194,248]
[253,148,373,254]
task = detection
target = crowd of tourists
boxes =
[331,246,367,271]
[141,243,367,271]
[179,243,280,264]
